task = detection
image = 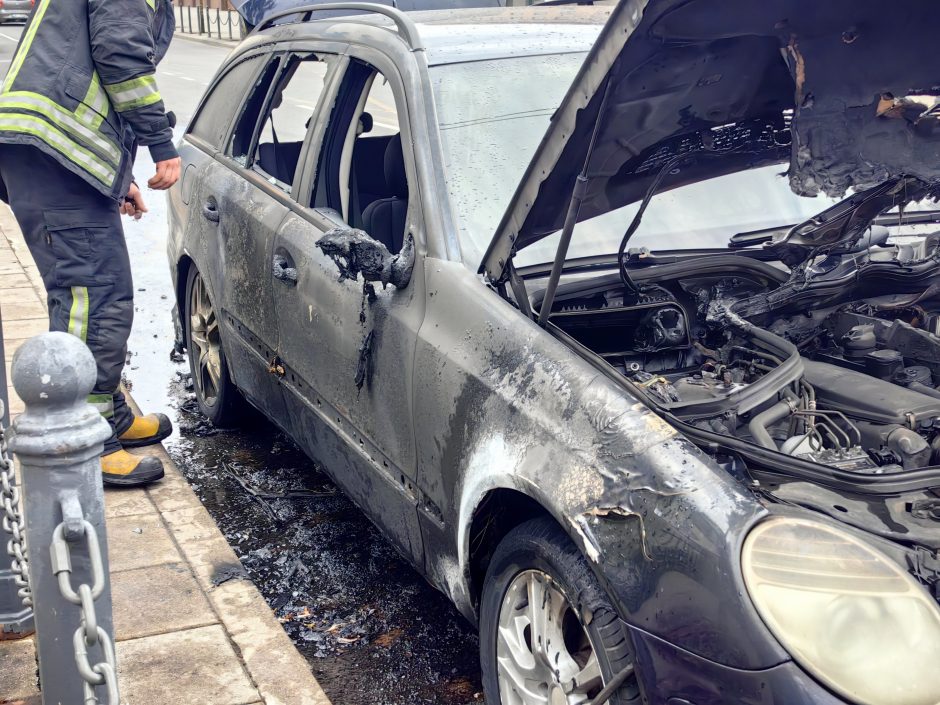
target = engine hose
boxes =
[748,400,794,450]
[909,381,940,401]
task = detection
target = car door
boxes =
[181,51,285,418]
[202,47,344,420]
[271,53,427,564]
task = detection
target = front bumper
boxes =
[628,624,848,705]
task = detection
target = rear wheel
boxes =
[185,266,246,426]
[480,518,641,705]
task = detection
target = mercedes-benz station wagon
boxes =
[168,2,940,703]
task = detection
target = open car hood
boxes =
[232,0,505,28]
[482,0,940,282]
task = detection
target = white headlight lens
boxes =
[742,517,940,705]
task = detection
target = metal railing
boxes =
[175,2,247,41]
[2,332,120,704]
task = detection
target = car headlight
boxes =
[742,516,940,705]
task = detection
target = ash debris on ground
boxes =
[165,375,482,705]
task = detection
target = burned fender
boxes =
[316,227,415,289]
[415,260,789,670]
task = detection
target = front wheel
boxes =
[480,518,641,705]
[184,265,247,426]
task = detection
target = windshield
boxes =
[430,52,589,268]
[516,164,849,267]
[431,53,922,270]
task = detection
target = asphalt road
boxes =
[1,26,483,704]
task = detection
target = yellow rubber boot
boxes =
[118,413,173,448]
[101,449,165,487]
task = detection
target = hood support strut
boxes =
[537,175,589,325]
[537,78,613,326]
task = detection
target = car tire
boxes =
[480,517,642,705]
[184,265,247,427]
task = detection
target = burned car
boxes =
[168,1,940,703]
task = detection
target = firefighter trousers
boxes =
[0,143,134,454]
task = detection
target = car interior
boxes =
[229,53,410,253]
[252,54,329,193]
[312,61,410,253]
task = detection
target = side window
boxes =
[188,55,266,149]
[311,61,409,252]
[230,52,338,194]
[228,57,282,165]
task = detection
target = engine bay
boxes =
[547,229,940,477]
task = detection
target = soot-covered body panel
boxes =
[168,5,940,703]
[413,260,790,670]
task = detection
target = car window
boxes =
[228,56,282,165]
[361,74,399,138]
[189,54,267,150]
[309,61,410,252]
[251,53,339,193]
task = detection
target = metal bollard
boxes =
[10,332,118,704]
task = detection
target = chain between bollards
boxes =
[1,304,34,637]
[1,412,33,609]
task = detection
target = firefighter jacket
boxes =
[0,0,177,201]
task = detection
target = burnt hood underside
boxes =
[483,0,940,281]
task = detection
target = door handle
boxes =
[202,197,220,223]
[272,253,298,285]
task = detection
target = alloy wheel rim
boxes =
[496,569,603,705]
[189,273,222,407]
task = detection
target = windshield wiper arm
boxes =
[872,208,940,227]
[729,209,940,249]
[728,224,792,249]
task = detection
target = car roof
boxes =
[258,6,611,65]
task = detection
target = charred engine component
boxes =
[802,360,940,428]
[741,358,940,472]
[671,370,748,404]
[634,307,686,350]
[854,422,932,470]
[809,310,940,383]
[552,301,691,357]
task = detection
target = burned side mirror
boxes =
[315,227,415,289]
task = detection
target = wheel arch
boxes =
[466,486,579,614]
[175,254,195,320]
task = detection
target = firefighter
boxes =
[0,0,181,486]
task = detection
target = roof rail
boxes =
[252,2,425,50]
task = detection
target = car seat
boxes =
[361,134,408,252]
[256,141,304,185]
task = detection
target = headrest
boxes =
[384,133,408,198]
[359,112,373,135]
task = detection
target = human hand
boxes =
[148,156,182,190]
[121,182,148,220]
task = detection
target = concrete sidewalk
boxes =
[0,204,331,705]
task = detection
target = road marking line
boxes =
[180,76,195,82]
[0,32,20,42]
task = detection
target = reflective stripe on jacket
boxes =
[0,0,177,201]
